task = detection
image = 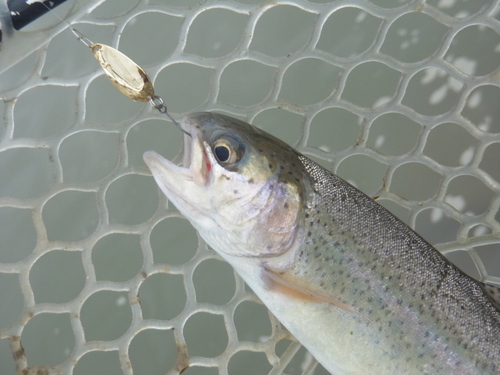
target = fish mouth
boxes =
[143,120,191,183]
[143,115,213,214]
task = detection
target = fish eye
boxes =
[215,145,230,162]
[212,137,243,164]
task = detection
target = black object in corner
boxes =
[7,0,68,30]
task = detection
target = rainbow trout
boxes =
[144,112,500,374]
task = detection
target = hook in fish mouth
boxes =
[142,117,218,233]
[143,114,212,191]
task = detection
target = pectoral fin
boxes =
[262,267,357,313]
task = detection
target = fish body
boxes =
[143,112,500,375]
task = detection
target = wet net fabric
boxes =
[0,0,499,374]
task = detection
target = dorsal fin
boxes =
[480,282,500,311]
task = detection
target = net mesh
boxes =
[0,0,499,374]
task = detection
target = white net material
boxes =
[0,0,500,374]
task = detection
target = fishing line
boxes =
[41,1,191,137]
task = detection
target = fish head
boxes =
[143,112,306,260]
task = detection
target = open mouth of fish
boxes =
[144,118,199,180]
[142,116,215,215]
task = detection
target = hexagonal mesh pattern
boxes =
[0,0,499,374]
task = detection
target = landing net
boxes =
[0,0,499,374]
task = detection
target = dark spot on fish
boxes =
[233,190,239,194]
[248,178,254,184]
[269,164,273,169]
[307,231,312,237]
[288,171,293,175]
[283,202,289,209]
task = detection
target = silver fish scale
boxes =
[296,154,500,374]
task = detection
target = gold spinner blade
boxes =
[90,43,155,102]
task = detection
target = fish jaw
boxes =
[143,136,216,231]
